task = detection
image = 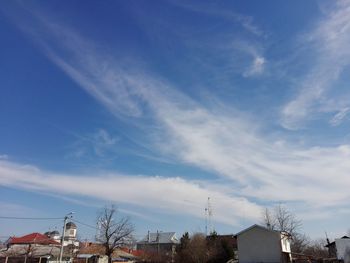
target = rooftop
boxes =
[138,232,178,244]
[8,233,60,245]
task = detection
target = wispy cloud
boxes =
[0,201,37,217]
[240,44,266,77]
[330,107,350,126]
[20,17,350,221]
[281,0,350,129]
[68,129,119,158]
[167,1,264,37]
[0,154,9,160]
[0,160,261,226]
[4,2,350,229]
[248,56,265,77]
[155,103,350,209]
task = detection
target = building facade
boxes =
[236,224,291,263]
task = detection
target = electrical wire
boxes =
[71,219,97,230]
[0,216,62,220]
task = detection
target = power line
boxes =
[0,216,98,230]
[71,219,97,230]
[0,216,62,220]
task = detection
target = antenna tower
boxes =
[205,197,213,235]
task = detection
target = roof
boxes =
[44,231,60,238]
[8,233,60,245]
[325,236,350,247]
[0,244,71,258]
[79,242,105,255]
[78,243,139,259]
[119,247,144,257]
[66,222,77,229]
[138,232,178,244]
[77,254,107,259]
[235,224,281,237]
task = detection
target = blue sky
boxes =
[1,0,350,241]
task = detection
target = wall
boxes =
[237,227,282,263]
[0,257,48,263]
[65,229,76,239]
[280,234,291,253]
[136,243,174,253]
[335,238,350,263]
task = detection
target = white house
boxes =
[62,222,79,252]
[326,236,350,263]
[236,224,292,263]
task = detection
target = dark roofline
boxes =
[235,224,282,237]
[325,236,350,247]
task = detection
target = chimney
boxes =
[148,231,150,243]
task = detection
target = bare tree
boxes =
[96,205,134,263]
[262,204,304,253]
[263,204,302,237]
[275,204,302,237]
[291,233,310,254]
[303,238,328,258]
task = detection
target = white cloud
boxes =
[243,56,265,77]
[89,129,118,156]
[168,1,263,36]
[330,107,350,126]
[66,129,119,159]
[155,103,350,209]
[0,160,261,226]
[0,154,8,160]
[0,201,37,217]
[228,40,266,78]
[48,45,350,216]
[281,0,350,129]
[6,3,350,229]
[94,129,118,146]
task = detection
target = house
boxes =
[43,222,79,254]
[7,233,61,246]
[44,231,61,243]
[0,233,67,263]
[236,224,292,263]
[137,231,178,253]
[62,222,80,254]
[43,222,79,255]
[78,242,139,263]
[63,223,77,243]
[0,231,79,263]
[76,254,108,263]
[325,236,350,263]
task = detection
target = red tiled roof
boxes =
[119,247,144,257]
[9,233,60,245]
[79,242,105,255]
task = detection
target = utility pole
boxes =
[59,212,74,263]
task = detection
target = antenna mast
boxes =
[205,197,213,235]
